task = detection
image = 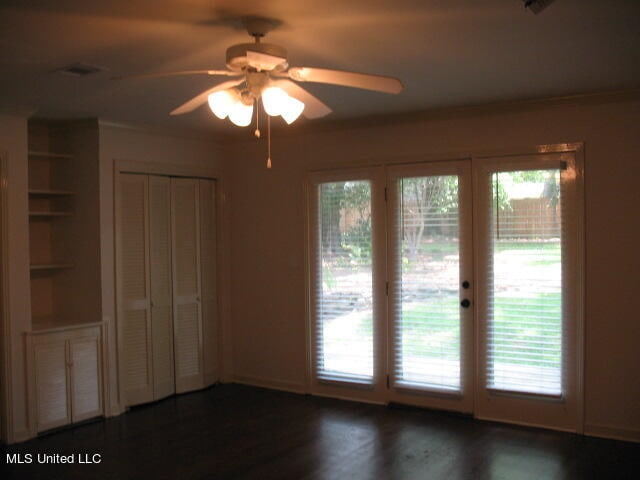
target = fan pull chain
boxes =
[266,114,272,169]
[254,100,261,138]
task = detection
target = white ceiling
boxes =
[1,0,639,134]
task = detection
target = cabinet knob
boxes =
[460,299,471,309]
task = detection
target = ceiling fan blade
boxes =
[286,67,403,94]
[113,70,240,81]
[271,79,332,119]
[170,79,245,116]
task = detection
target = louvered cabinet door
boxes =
[34,341,70,432]
[117,174,154,406]
[199,179,218,386]
[171,178,204,393]
[69,334,102,422]
[149,176,175,400]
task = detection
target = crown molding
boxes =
[97,118,229,145]
[224,87,640,142]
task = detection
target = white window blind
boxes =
[487,169,564,396]
[314,180,374,384]
[392,175,462,392]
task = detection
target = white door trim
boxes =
[0,152,13,442]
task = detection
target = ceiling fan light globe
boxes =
[208,90,236,119]
[261,86,288,116]
[229,101,254,127]
[281,96,305,124]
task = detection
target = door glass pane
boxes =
[487,169,562,395]
[394,175,461,391]
[316,180,373,383]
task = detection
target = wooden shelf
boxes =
[31,315,101,333]
[29,189,75,196]
[29,211,73,217]
[30,263,75,271]
[28,151,73,160]
[27,122,100,335]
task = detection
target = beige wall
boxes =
[0,115,31,442]
[98,123,233,415]
[226,96,640,441]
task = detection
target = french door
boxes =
[308,168,387,402]
[386,161,473,412]
[308,150,581,430]
[474,153,581,430]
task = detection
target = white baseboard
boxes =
[9,427,33,444]
[204,373,218,388]
[585,423,640,443]
[232,375,389,406]
[310,390,386,406]
[232,374,307,395]
[473,413,576,434]
[105,402,125,418]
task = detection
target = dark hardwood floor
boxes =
[1,384,639,479]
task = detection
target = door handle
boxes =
[460,299,471,308]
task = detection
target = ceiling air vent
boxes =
[523,0,555,14]
[57,63,103,77]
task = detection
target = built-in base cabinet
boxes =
[117,173,217,408]
[24,121,103,438]
[27,325,103,434]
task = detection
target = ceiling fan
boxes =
[121,17,403,128]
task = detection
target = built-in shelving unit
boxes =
[28,143,75,329]
[27,121,101,332]
[30,263,75,271]
[25,121,104,438]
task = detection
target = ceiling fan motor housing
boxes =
[226,43,288,72]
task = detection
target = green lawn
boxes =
[333,240,562,369]
[416,240,560,261]
[397,292,561,366]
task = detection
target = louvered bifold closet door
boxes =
[199,179,218,386]
[149,176,175,400]
[117,174,154,406]
[171,178,204,393]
